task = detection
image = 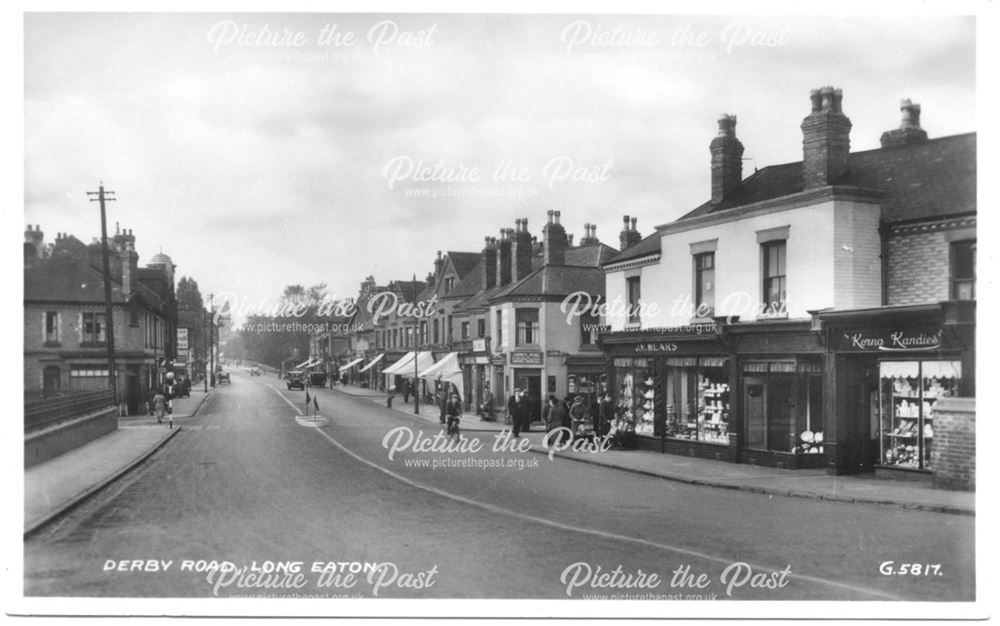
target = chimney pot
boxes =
[554,210,561,224]
[630,217,637,231]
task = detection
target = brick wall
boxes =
[886,231,950,305]
[931,397,975,491]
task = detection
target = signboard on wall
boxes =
[472,338,487,353]
[837,328,943,352]
[510,352,543,366]
[177,328,189,350]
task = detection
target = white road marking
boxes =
[265,384,900,600]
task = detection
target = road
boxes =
[24,369,975,601]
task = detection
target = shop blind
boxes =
[699,356,727,368]
[769,362,796,373]
[743,362,769,373]
[796,360,823,373]
[664,357,698,367]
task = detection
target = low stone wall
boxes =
[24,408,118,468]
[931,397,975,491]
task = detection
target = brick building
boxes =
[601,87,975,481]
[24,225,178,415]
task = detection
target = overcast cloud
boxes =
[24,13,976,312]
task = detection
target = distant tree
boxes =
[176,276,206,371]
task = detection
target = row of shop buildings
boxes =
[313,86,976,486]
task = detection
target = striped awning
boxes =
[340,357,364,370]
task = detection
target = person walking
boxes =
[437,388,448,424]
[152,388,167,424]
[480,384,494,421]
[509,388,527,437]
[547,395,567,434]
[570,395,591,439]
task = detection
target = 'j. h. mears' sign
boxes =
[838,329,943,352]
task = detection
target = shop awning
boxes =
[359,353,385,373]
[402,351,437,379]
[382,352,416,376]
[418,352,463,385]
[340,357,364,370]
[303,358,322,369]
[294,359,311,369]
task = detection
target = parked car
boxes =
[309,371,327,387]
[217,371,231,384]
[286,370,306,390]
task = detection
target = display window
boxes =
[742,359,824,454]
[612,358,657,435]
[879,360,961,471]
[663,357,730,445]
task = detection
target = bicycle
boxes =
[446,416,461,441]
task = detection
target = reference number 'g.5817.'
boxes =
[878,561,943,576]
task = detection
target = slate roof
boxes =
[489,265,605,301]
[446,252,480,280]
[601,231,661,266]
[678,133,976,224]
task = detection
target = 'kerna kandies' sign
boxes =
[838,328,943,352]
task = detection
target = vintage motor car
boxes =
[286,370,306,390]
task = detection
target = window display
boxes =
[612,358,657,436]
[879,360,961,471]
[664,358,730,445]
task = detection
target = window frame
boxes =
[693,251,716,318]
[761,240,787,313]
[515,308,540,347]
[950,239,976,300]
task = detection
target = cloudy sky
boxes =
[24,11,976,313]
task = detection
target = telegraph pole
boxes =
[209,293,216,387]
[412,274,420,415]
[203,300,209,393]
[87,182,117,403]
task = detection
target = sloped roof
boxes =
[565,243,619,267]
[25,253,124,304]
[602,231,661,266]
[447,259,484,300]
[678,133,975,224]
[446,251,480,279]
[490,264,605,301]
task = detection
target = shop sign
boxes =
[634,342,678,353]
[177,328,189,350]
[472,338,487,353]
[474,356,490,365]
[546,350,563,357]
[510,351,543,366]
[838,328,943,352]
[490,354,506,366]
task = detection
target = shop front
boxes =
[565,354,607,430]
[816,302,975,477]
[510,350,544,423]
[458,338,491,412]
[603,325,737,461]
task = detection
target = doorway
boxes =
[514,369,542,423]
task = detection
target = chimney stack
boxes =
[512,218,533,281]
[543,210,568,266]
[710,114,745,203]
[880,98,929,148]
[496,228,513,287]
[801,86,852,189]
[24,225,44,262]
[482,236,497,290]
[619,215,643,251]
[580,223,600,245]
[120,237,139,298]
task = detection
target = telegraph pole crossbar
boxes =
[87,182,118,404]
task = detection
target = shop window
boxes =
[664,357,730,444]
[44,311,59,344]
[626,276,641,325]
[951,240,975,300]
[761,241,787,313]
[694,252,715,317]
[515,308,539,346]
[742,360,824,453]
[70,366,110,392]
[612,358,656,436]
[879,360,961,471]
[82,312,106,345]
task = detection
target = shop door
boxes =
[766,375,795,452]
[126,366,141,416]
[861,385,880,472]
[514,370,542,423]
[744,376,766,448]
[43,366,61,397]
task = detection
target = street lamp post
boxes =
[412,274,420,415]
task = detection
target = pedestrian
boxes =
[153,388,167,424]
[387,386,396,408]
[508,388,527,437]
[437,388,447,424]
[403,380,410,404]
[480,384,494,421]
[570,395,591,439]
[547,395,567,434]
[598,393,614,437]
[446,392,462,439]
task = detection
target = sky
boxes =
[23,11,977,315]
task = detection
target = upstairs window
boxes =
[694,252,715,317]
[761,241,787,311]
[82,312,106,344]
[951,240,976,300]
[515,308,539,346]
[45,311,59,343]
[626,276,641,325]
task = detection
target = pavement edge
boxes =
[23,426,183,539]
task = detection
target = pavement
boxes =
[23,388,210,536]
[22,379,974,538]
[334,383,976,516]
